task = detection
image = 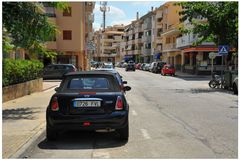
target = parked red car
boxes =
[135,63,141,69]
[161,64,175,76]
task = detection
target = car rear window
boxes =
[60,75,119,92]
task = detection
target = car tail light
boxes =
[51,97,59,111]
[115,96,123,110]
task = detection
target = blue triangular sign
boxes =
[220,46,228,53]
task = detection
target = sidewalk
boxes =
[2,81,60,158]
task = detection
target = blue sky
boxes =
[93,1,165,31]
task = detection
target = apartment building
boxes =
[93,25,125,63]
[45,2,95,70]
[160,2,182,70]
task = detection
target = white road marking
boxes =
[92,151,110,158]
[140,129,151,140]
[132,110,138,116]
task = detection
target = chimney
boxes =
[136,12,139,20]
[151,6,153,11]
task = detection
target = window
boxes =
[166,37,171,44]
[63,7,71,16]
[68,78,110,90]
[63,30,72,40]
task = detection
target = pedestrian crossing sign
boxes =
[218,45,229,55]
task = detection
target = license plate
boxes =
[74,101,101,107]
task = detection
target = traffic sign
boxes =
[218,45,229,55]
[209,52,218,59]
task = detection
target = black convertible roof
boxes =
[64,71,115,76]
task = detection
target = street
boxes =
[18,68,238,158]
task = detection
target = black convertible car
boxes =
[46,71,131,141]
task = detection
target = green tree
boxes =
[2,2,68,58]
[177,2,238,50]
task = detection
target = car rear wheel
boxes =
[46,124,57,141]
[117,122,129,141]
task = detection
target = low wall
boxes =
[3,78,43,102]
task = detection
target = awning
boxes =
[183,47,236,53]
[183,47,218,53]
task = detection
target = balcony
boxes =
[176,34,215,48]
[128,39,135,45]
[100,46,115,50]
[134,49,141,55]
[101,38,114,43]
[141,47,151,55]
[161,23,181,36]
[113,36,122,41]
[163,43,180,52]
[142,36,151,43]
[135,27,143,33]
[142,23,151,30]
[135,38,142,44]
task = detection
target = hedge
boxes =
[3,59,44,87]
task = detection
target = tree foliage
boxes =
[177,2,238,50]
[2,2,68,58]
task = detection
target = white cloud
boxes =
[111,19,134,26]
[93,3,127,30]
[131,1,152,6]
[93,22,101,31]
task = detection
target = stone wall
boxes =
[3,78,43,102]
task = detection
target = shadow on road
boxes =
[190,88,235,95]
[38,130,127,150]
[3,107,40,120]
[174,75,211,81]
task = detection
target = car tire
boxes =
[233,83,238,95]
[117,122,129,141]
[46,124,57,141]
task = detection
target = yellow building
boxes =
[160,2,182,70]
[45,2,95,70]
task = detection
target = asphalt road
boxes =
[22,68,238,158]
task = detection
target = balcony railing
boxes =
[142,23,151,30]
[176,34,215,48]
[163,43,178,51]
[142,36,151,43]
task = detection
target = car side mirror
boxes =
[55,87,59,92]
[124,86,131,91]
[123,81,127,84]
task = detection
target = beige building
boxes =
[93,25,125,63]
[45,2,95,70]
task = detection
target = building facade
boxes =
[45,2,95,70]
[93,25,125,63]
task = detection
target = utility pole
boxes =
[100,2,110,31]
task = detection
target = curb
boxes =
[10,122,46,159]
[42,85,58,92]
